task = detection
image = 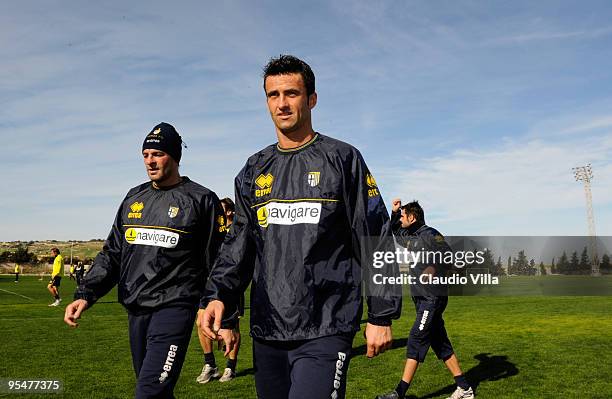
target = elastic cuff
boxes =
[73,292,94,306]
[220,319,238,330]
[199,298,209,309]
[367,317,392,326]
[200,296,223,309]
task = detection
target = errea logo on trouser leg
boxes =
[419,310,430,331]
[159,344,179,383]
[331,351,347,399]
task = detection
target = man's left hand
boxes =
[216,328,238,357]
[364,323,393,358]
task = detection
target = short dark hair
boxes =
[263,55,315,96]
[401,200,425,223]
[51,247,60,254]
[220,197,235,213]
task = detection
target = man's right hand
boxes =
[199,300,225,340]
[364,322,393,358]
[392,198,402,212]
[64,299,89,327]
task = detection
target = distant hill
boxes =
[0,240,104,263]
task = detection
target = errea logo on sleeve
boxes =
[124,227,179,248]
[128,202,144,218]
[255,174,274,197]
[217,215,227,233]
[366,173,380,198]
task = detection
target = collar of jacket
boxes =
[406,220,425,235]
[276,133,319,154]
[152,176,188,190]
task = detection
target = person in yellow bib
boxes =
[48,248,63,306]
[69,263,76,280]
[14,263,20,282]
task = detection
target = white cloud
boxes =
[485,26,612,46]
[388,134,612,236]
[556,116,612,136]
[2,1,612,241]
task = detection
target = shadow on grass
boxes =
[351,338,408,358]
[236,367,255,377]
[417,353,519,399]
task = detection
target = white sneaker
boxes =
[196,364,219,384]
[219,367,235,382]
[447,386,474,399]
[48,300,60,307]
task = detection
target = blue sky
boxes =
[1,0,612,241]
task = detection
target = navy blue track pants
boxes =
[253,334,354,399]
[407,296,454,362]
[128,305,197,399]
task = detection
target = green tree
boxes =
[529,258,537,275]
[540,261,547,276]
[600,254,611,273]
[579,247,590,274]
[570,251,580,275]
[477,248,495,273]
[550,258,556,274]
[508,255,516,275]
[512,250,529,275]
[13,244,36,263]
[493,256,506,276]
[558,252,569,274]
[0,251,10,262]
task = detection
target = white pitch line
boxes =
[0,288,35,301]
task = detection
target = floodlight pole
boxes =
[572,164,599,275]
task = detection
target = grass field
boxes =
[1,276,611,398]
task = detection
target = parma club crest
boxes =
[307,171,320,187]
[168,206,179,218]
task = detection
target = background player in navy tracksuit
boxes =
[376,200,474,399]
[75,261,85,286]
[64,123,225,399]
[195,197,244,384]
[199,55,401,399]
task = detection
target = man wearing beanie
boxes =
[64,122,226,399]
